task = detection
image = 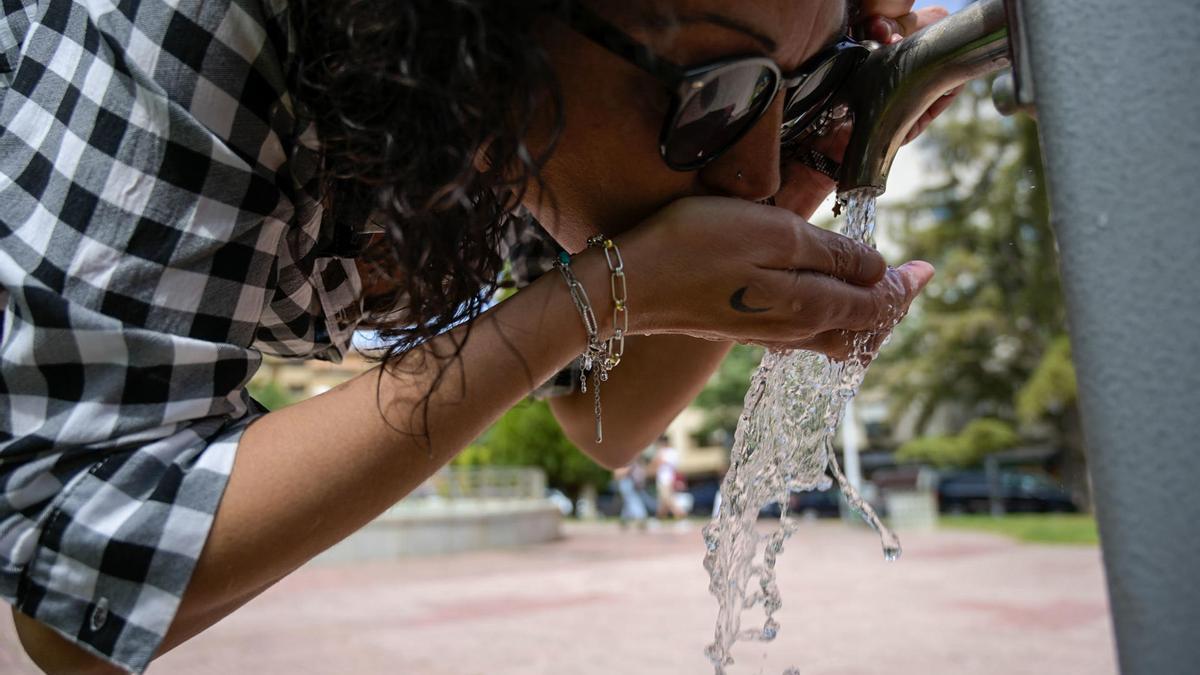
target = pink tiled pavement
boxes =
[0,521,1116,674]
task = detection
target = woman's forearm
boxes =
[549,334,734,467]
[173,248,616,632]
[17,241,622,674]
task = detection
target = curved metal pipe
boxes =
[838,0,1012,194]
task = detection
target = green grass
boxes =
[938,513,1099,545]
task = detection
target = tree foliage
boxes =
[872,80,1071,435]
[1017,335,1077,424]
[896,417,1018,467]
[691,344,763,446]
[247,380,300,411]
[864,80,1091,505]
[454,399,611,496]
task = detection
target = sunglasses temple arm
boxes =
[563,2,689,86]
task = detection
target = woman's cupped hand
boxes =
[617,197,933,362]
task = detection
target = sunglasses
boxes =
[565,4,870,171]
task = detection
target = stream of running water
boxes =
[702,189,900,674]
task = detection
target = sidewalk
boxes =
[1,520,1116,674]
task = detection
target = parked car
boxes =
[693,484,844,519]
[685,478,722,516]
[788,488,842,518]
[685,478,798,519]
[937,470,1077,514]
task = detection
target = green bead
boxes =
[558,251,571,265]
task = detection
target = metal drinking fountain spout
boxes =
[838,0,1018,194]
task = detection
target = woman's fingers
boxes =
[904,7,949,35]
[752,262,933,359]
[774,327,891,364]
[859,0,917,20]
[759,260,933,336]
[862,15,908,44]
[667,199,884,286]
[912,6,951,30]
[756,215,887,287]
[629,197,931,349]
[652,199,884,288]
[904,84,964,144]
[861,6,948,42]
[821,260,932,332]
[861,6,950,46]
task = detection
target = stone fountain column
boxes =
[1022,1,1200,671]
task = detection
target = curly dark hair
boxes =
[296,0,568,437]
[295,1,860,439]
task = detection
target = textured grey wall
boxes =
[1023,0,1200,672]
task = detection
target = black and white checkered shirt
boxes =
[0,0,566,671]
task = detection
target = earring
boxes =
[736,170,744,180]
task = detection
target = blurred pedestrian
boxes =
[614,457,650,529]
[652,436,687,520]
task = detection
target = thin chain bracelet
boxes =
[553,251,608,443]
[586,234,628,372]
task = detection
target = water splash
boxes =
[702,190,900,674]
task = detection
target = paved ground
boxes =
[1,520,1116,674]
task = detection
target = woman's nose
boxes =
[697,99,783,202]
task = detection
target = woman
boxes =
[1,0,952,671]
[651,436,686,520]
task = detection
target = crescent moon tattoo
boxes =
[730,286,772,314]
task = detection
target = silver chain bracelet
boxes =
[554,251,608,443]
[586,234,628,371]
[552,235,629,445]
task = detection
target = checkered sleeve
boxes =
[0,0,359,671]
[498,213,580,399]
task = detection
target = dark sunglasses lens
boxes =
[665,64,777,168]
[780,58,840,139]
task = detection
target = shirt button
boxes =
[90,598,109,631]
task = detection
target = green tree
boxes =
[869,80,1089,504]
[896,417,1018,467]
[1017,335,1077,423]
[247,380,300,411]
[691,344,763,447]
[455,399,611,499]
[1015,335,1088,507]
